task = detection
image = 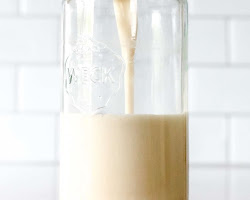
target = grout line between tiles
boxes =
[54,114,60,162]
[189,63,250,68]
[225,166,231,200]
[2,62,250,68]
[225,114,232,165]
[189,14,250,20]
[225,114,232,200]
[57,15,61,70]
[53,113,60,200]
[224,18,232,66]
[1,162,250,168]
[14,65,20,112]
[16,0,20,16]
[190,163,250,169]
[0,161,59,166]
[1,111,250,117]
[189,112,250,117]
[0,111,60,115]
[0,62,60,67]
[0,14,60,19]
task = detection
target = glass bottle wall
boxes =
[62,0,188,115]
[60,1,188,200]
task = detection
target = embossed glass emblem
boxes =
[65,37,124,113]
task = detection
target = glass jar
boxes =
[60,0,188,199]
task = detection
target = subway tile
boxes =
[55,115,60,161]
[0,166,57,200]
[20,0,61,15]
[189,19,226,63]
[18,66,60,112]
[189,116,226,163]
[0,67,15,111]
[0,19,58,63]
[189,168,227,200]
[230,117,250,164]
[0,114,56,161]
[189,67,250,112]
[230,169,250,200]
[0,0,18,14]
[189,0,250,15]
[230,20,250,63]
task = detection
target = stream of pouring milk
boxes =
[113,0,137,114]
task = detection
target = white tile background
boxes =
[0,0,250,200]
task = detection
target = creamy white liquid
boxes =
[60,114,188,200]
[114,0,138,114]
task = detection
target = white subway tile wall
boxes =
[0,0,249,200]
[189,0,250,16]
[0,19,59,63]
[231,117,250,164]
[189,19,226,63]
[0,166,57,200]
[18,66,60,112]
[0,114,56,161]
[230,169,250,199]
[0,0,18,14]
[189,116,226,163]
[189,168,227,200]
[19,0,61,15]
[230,20,250,63]
[189,67,250,112]
[0,67,16,111]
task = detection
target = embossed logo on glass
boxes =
[65,37,124,113]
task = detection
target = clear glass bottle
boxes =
[60,0,188,199]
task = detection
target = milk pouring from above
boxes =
[60,0,188,199]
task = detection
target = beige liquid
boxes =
[60,114,188,200]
